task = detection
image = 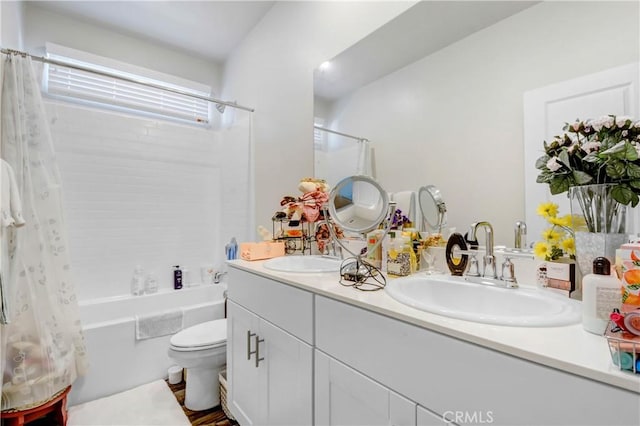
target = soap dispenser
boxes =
[582,257,621,334]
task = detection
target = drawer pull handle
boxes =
[247,330,257,360]
[255,335,265,368]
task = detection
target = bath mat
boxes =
[68,379,190,425]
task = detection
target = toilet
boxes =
[168,318,227,411]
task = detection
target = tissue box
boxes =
[240,241,285,261]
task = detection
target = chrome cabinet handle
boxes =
[247,330,256,360]
[254,335,265,368]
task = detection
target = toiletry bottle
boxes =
[144,272,158,294]
[173,265,183,290]
[582,257,621,334]
[131,265,144,296]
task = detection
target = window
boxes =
[314,117,326,151]
[43,44,211,125]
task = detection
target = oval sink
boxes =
[263,255,341,273]
[385,275,581,327]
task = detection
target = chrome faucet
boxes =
[469,221,497,279]
[514,221,527,249]
[213,271,227,284]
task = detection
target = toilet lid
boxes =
[170,319,227,349]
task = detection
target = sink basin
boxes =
[385,275,581,327]
[263,255,341,273]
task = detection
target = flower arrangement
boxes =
[535,115,640,207]
[389,209,411,230]
[533,202,576,261]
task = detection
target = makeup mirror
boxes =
[325,175,394,290]
[328,175,389,235]
[419,185,447,234]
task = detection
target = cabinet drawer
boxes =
[228,266,313,344]
[315,296,639,426]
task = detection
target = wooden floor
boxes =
[166,379,238,426]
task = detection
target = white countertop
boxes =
[228,259,640,394]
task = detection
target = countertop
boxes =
[227,259,640,394]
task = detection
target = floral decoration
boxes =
[535,115,640,206]
[533,202,577,261]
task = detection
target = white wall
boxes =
[222,1,416,236]
[1,1,24,49]
[322,1,640,244]
[21,4,222,93]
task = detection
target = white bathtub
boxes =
[69,284,226,406]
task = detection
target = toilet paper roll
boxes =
[168,365,183,385]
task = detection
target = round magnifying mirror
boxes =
[418,185,447,233]
[328,175,389,234]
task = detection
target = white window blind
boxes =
[314,118,326,151]
[44,54,210,125]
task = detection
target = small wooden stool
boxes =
[1,386,71,426]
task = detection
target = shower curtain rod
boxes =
[314,125,369,142]
[0,47,255,113]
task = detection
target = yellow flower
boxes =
[537,202,559,218]
[548,214,572,228]
[561,238,575,255]
[569,214,588,231]
[533,241,551,259]
[541,228,561,243]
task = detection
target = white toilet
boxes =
[168,318,227,411]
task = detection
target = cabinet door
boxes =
[315,350,416,426]
[417,406,455,426]
[260,319,313,425]
[227,301,263,425]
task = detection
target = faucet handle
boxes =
[500,257,518,288]
[466,253,481,277]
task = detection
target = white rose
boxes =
[616,116,633,127]
[581,141,601,153]
[603,116,615,128]
[546,157,562,172]
[589,118,605,131]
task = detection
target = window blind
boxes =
[44,57,210,125]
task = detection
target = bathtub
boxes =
[68,284,226,406]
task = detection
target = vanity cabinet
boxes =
[315,350,417,426]
[227,264,639,426]
[226,268,313,425]
[315,296,639,426]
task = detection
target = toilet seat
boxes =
[170,319,227,352]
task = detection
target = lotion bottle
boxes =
[582,257,621,334]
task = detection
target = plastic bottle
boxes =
[173,265,183,290]
[144,272,158,294]
[582,257,621,334]
[131,265,144,296]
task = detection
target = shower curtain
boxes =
[0,53,87,410]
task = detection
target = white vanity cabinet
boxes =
[226,268,313,426]
[315,350,417,426]
[315,296,639,426]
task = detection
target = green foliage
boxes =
[536,115,640,206]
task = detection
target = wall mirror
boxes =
[418,185,446,234]
[313,1,639,245]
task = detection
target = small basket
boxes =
[219,369,236,421]
[604,321,640,374]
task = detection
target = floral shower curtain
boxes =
[0,53,87,410]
